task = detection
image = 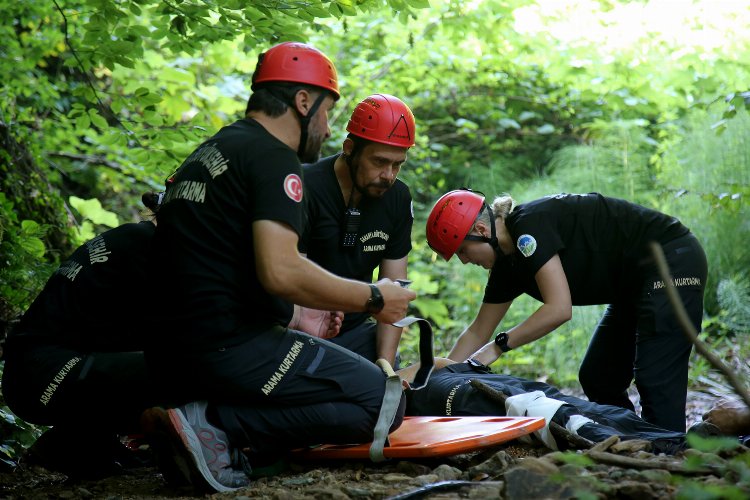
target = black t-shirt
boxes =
[300,154,413,329]
[153,119,304,349]
[9,222,155,352]
[483,193,689,305]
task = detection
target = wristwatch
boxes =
[365,284,385,314]
[494,331,513,352]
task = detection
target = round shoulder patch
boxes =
[516,234,537,258]
[284,174,303,203]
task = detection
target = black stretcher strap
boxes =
[392,316,434,390]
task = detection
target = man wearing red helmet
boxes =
[142,44,415,493]
[300,94,416,366]
[426,190,707,433]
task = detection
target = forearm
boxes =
[504,302,570,349]
[255,221,413,324]
[471,303,570,366]
[376,323,403,365]
[273,257,370,312]
[447,328,487,362]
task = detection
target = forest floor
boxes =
[0,389,744,500]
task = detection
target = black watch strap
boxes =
[494,331,512,352]
[365,284,384,314]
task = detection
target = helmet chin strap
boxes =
[463,203,501,254]
[296,92,328,159]
[263,88,328,160]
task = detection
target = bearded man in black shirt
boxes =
[301,94,416,366]
[143,44,415,493]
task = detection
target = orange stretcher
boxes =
[291,415,546,460]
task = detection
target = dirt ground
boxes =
[0,390,732,499]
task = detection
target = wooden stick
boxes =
[585,450,712,474]
[469,379,594,449]
[649,242,750,410]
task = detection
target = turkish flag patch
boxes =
[284,174,303,203]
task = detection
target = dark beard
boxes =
[299,142,321,163]
[361,181,393,199]
[299,132,324,163]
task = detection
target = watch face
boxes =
[494,332,510,351]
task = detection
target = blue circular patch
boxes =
[516,234,537,257]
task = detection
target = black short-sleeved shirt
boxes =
[483,193,690,305]
[300,154,413,329]
[8,222,155,352]
[153,119,304,349]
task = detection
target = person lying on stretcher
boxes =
[396,358,687,455]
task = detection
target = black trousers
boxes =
[147,327,405,456]
[2,340,156,433]
[328,319,379,363]
[579,233,708,432]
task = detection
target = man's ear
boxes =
[293,89,312,116]
[342,137,354,156]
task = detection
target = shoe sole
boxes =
[141,407,236,493]
[140,408,193,489]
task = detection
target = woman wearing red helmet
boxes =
[301,94,417,366]
[426,190,707,433]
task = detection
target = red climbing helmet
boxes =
[346,94,416,148]
[426,190,485,260]
[252,42,340,100]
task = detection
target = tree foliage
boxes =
[2,0,750,462]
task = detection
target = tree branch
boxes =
[585,450,712,474]
[649,242,750,410]
[469,379,594,450]
[49,152,125,174]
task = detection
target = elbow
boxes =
[546,303,572,327]
[257,263,292,298]
[557,305,573,325]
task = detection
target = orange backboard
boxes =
[291,415,546,459]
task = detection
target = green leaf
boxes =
[411,298,448,323]
[69,196,120,228]
[18,236,45,258]
[406,0,430,8]
[74,221,96,244]
[161,67,196,85]
[75,113,91,131]
[19,220,41,235]
[88,109,109,130]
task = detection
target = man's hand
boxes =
[371,278,416,324]
[294,307,344,339]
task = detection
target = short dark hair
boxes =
[245,83,326,117]
[346,133,370,158]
